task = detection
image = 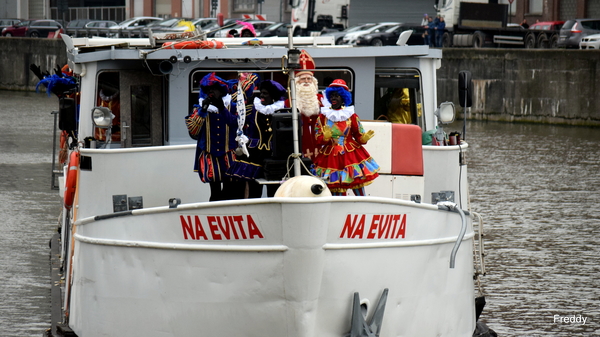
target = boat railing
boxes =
[471,211,487,295]
[63,35,337,51]
[50,110,62,190]
[437,201,468,268]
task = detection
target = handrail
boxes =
[472,211,486,275]
[437,202,468,268]
[50,110,60,190]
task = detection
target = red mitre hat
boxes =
[295,49,315,76]
[328,79,349,91]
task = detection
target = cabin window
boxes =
[189,68,354,113]
[373,69,424,128]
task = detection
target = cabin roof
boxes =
[61,35,441,64]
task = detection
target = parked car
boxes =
[84,20,119,37]
[341,22,399,45]
[204,18,239,37]
[213,20,275,38]
[529,21,564,31]
[579,33,600,49]
[321,23,376,45]
[0,19,22,31]
[108,16,163,37]
[145,17,194,34]
[1,19,63,37]
[356,24,425,46]
[188,18,218,33]
[558,18,600,49]
[66,19,93,37]
[256,22,288,37]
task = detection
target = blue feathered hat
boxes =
[199,72,236,98]
[36,74,77,97]
[325,79,352,106]
[259,80,287,101]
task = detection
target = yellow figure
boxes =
[177,20,196,32]
[385,88,411,124]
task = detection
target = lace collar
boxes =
[321,105,355,122]
[254,97,286,115]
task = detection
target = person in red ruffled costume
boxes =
[293,50,323,161]
[312,79,380,196]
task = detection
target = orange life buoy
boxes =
[162,40,225,50]
[64,151,80,209]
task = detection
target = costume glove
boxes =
[322,125,333,141]
[29,64,43,79]
[360,130,375,143]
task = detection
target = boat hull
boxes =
[68,197,475,336]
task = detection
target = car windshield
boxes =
[367,24,391,33]
[264,23,284,31]
[205,19,237,32]
[16,20,31,27]
[561,20,575,30]
[193,19,215,28]
[346,24,375,32]
[118,18,137,26]
[385,25,400,33]
[153,18,185,27]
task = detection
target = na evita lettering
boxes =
[180,215,264,241]
[340,214,407,239]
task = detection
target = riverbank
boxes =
[0,38,598,126]
[438,49,600,127]
[0,38,67,92]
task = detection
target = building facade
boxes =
[1,0,599,28]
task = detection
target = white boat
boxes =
[47,32,492,337]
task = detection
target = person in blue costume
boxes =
[228,78,288,198]
[185,72,244,201]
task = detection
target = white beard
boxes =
[296,81,320,117]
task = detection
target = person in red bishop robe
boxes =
[293,50,323,161]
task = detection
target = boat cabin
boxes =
[61,36,461,218]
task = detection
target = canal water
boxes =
[0,90,61,336]
[0,90,598,336]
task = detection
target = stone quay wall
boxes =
[438,49,600,127]
[0,38,598,126]
[0,37,68,92]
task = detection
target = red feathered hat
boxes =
[295,49,316,77]
[328,79,349,91]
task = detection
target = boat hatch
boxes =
[94,69,165,148]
